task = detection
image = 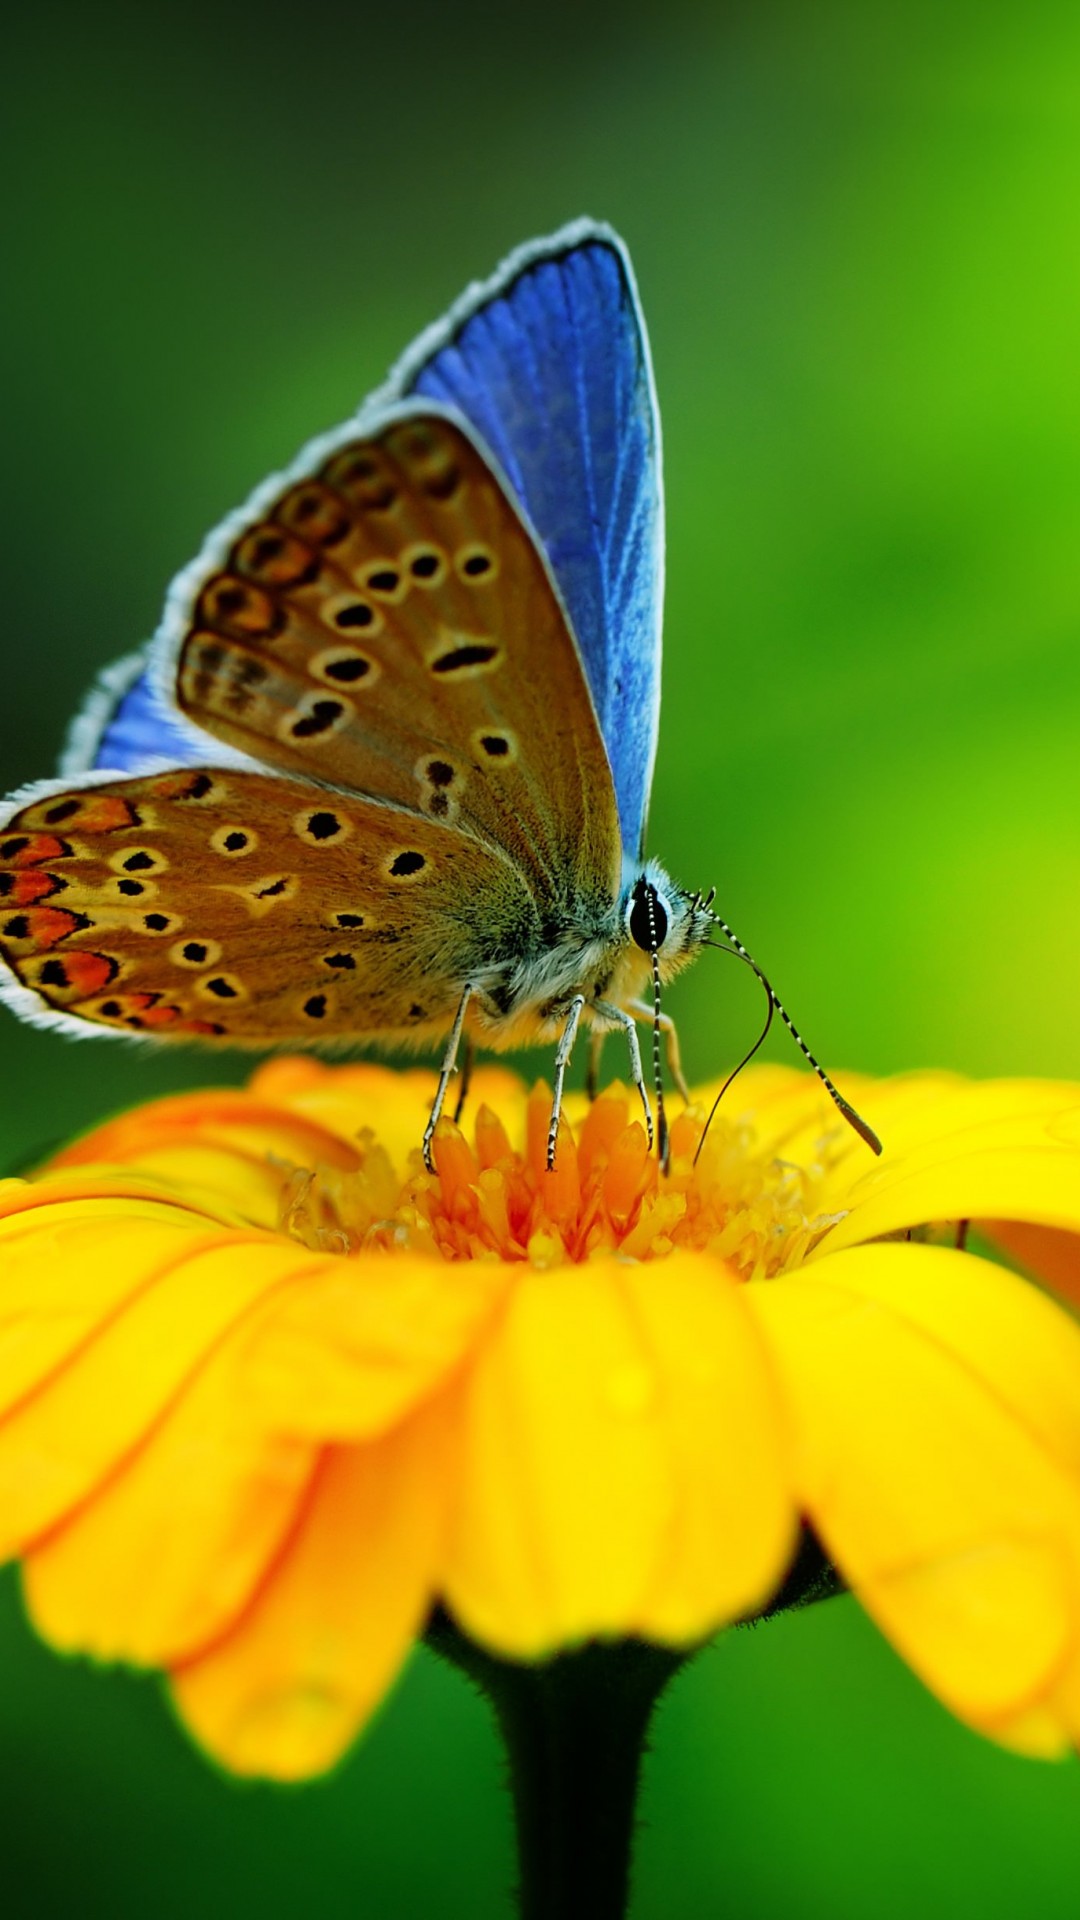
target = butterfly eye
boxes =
[628,881,669,952]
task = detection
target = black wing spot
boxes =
[39,959,70,988]
[389,850,425,878]
[43,800,80,824]
[204,976,238,999]
[431,645,498,675]
[424,466,460,500]
[462,551,492,577]
[3,915,29,939]
[144,913,170,931]
[479,734,510,757]
[426,760,454,787]
[0,838,30,860]
[122,851,156,872]
[99,1000,122,1017]
[304,811,342,841]
[321,655,371,683]
[255,877,290,898]
[304,993,327,1019]
[334,912,364,928]
[117,879,145,897]
[428,792,450,818]
[410,551,441,579]
[179,773,215,801]
[183,942,209,963]
[334,602,374,629]
[323,952,356,970]
[291,700,345,739]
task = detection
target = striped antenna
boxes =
[700,909,882,1159]
[643,883,670,1170]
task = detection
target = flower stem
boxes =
[427,1614,684,1920]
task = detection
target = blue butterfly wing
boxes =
[62,652,207,776]
[391,222,663,859]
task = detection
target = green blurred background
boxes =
[3,1,1080,1913]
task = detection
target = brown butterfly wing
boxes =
[0,769,533,1042]
[169,413,622,906]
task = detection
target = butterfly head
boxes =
[621,863,713,990]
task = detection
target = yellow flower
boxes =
[1,1060,1080,1780]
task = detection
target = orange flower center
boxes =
[277,1084,840,1276]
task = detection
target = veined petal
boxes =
[817,1089,1080,1254]
[170,1402,449,1780]
[620,1258,796,1640]
[0,1194,240,1414]
[748,1243,1080,1732]
[48,1091,363,1230]
[239,1256,510,1441]
[442,1254,793,1656]
[0,1230,329,1555]
[250,1059,525,1167]
[22,1317,319,1665]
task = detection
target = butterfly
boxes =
[0,220,879,1168]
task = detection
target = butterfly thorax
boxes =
[464,860,712,1050]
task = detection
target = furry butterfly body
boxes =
[0,222,877,1164]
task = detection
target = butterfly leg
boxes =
[594,1001,655,1151]
[452,1035,476,1124]
[627,1001,690,1102]
[423,985,474,1171]
[547,994,586,1170]
[585,1028,605,1102]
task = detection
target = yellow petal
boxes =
[747,1243,1080,1729]
[170,1404,448,1780]
[442,1264,667,1654]
[0,1231,329,1554]
[240,1255,509,1440]
[48,1089,363,1230]
[250,1059,522,1166]
[620,1258,796,1640]
[818,1088,1080,1253]
[0,1196,233,1414]
[808,1233,1080,1473]
[23,1320,318,1665]
[442,1254,792,1656]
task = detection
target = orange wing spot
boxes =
[24,794,140,835]
[149,771,222,804]
[0,833,75,868]
[322,445,399,511]
[2,906,91,949]
[92,991,161,1020]
[181,1018,228,1036]
[275,480,350,547]
[0,869,65,906]
[197,575,283,639]
[138,1002,185,1028]
[28,950,119,998]
[233,523,318,589]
